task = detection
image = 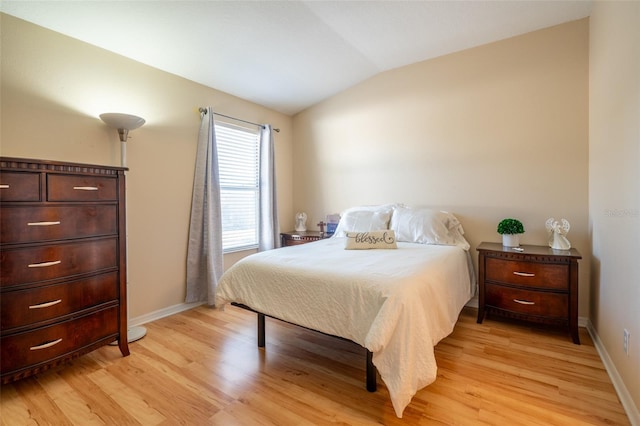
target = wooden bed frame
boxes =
[232,302,377,392]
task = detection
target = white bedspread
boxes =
[215,238,474,417]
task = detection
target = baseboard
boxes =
[129,301,205,327]
[586,319,640,426]
[579,315,588,328]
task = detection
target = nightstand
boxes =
[476,242,582,344]
[280,231,328,247]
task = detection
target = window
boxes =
[216,122,260,252]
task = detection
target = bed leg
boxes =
[366,350,377,392]
[257,313,265,347]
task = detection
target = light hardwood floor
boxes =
[1,306,630,425]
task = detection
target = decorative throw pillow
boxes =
[344,230,398,250]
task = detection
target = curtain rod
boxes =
[199,107,280,132]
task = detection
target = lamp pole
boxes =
[100,113,147,343]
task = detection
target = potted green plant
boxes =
[497,218,525,247]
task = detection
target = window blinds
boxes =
[216,122,260,252]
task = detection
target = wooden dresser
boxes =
[0,157,129,383]
[280,230,328,247]
[476,242,581,344]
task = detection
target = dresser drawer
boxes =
[485,283,568,319]
[1,205,117,244]
[1,272,119,330]
[485,257,568,290]
[47,174,117,201]
[1,306,119,374]
[0,238,118,287]
[0,172,40,202]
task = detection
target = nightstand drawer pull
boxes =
[29,299,62,309]
[513,299,535,305]
[28,221,61,226]
[513,271,535,277]
[30,338,63,351]
[73,186,99,191]
[0,184,9,189]
[28,260,61,268]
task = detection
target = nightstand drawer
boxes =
[283,236,313,246]
[280,231,326,247]
[485,284,568,318]
[485,257,568,290]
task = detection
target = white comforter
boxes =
[215,238,474,417]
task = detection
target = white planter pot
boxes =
[502,233,521,247]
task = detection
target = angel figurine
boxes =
[295,212,307,232]
[545,218,571,250]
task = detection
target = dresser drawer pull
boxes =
[513,272,535,277]
[27,221,61,226]
[73,186,98,191]
[0,184,9,189]
[27,260,61,268]
[513,299,535,305]
[29,299,62,309]
[30,338,63,351]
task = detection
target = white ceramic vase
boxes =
[502,233,521,247]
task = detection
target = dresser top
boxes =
[477,241,581,259]
[0,157,127,174]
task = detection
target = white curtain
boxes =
[258,124,280,251]
[185,107,224,305]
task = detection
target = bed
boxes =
[215,205,476,417]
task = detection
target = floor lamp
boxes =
[100,112,147,343]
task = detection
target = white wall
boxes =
[0,14,294,319]
[589,0,640,417]
[293,19,591,315]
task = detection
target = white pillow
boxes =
[344,230,398,250]
[332,204,395,237]
[390,206,470,250]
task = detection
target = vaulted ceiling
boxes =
[1,1,592,115]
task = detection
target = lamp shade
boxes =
[100,113,145,131]
[100,112,145,166]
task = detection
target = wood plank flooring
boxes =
[0,306,630,425]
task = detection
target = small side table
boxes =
[476,242,582,344]
[280,230,329,247]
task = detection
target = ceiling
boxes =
[1,1,592,116]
